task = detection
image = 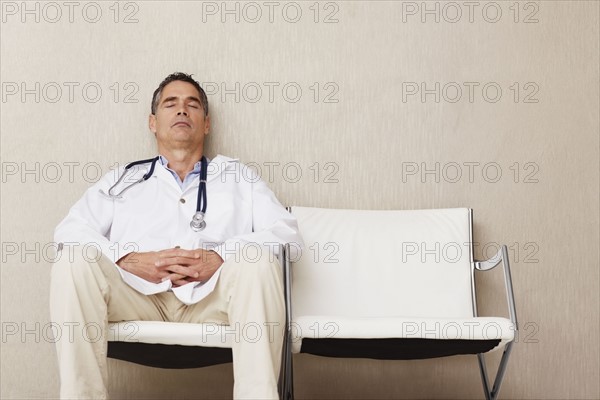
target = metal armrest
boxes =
[474,245,519,400]
[474,245,518,330]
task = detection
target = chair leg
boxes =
[279,330,294,400]
[477,342,514,400]
[278,360,285,399]
[279,336,289,399]
[283,337,294,400]
[287,352,294,400]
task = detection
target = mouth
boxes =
[172,121,191,128]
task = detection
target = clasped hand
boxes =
[117,248,224,287]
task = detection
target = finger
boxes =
[172,279,190,286]
[159,248,202,259]
[164,264,200,279]
[157,271,171,281]
[155,256,198,267]
[157,249,185,259]
[161,273,185,282]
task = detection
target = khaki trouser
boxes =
[50,246,285,400]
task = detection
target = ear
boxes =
[204,115,211,135]
[149,113,157,134]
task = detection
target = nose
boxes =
[177,110,188,116]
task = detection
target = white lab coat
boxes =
[54,154,303,304]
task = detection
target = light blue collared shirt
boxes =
[158,155,205,191]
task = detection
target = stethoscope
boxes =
[105,156,208,232]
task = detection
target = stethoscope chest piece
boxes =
[190,211,206,232]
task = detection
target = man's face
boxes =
[149,80,210,152]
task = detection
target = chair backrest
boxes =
[290,207,474,319]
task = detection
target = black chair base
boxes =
[108,342,232,369]
[300,338,501,360]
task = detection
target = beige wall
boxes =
[1,1,598,398]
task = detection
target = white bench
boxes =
[280,207,517,400]
[107,207,517,400]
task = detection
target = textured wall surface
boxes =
[1,1,598,399]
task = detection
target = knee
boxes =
[231,245,283,280]
[51,244,104,282]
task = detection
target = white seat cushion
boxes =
[108,321,234,348]
[291,316,515,353]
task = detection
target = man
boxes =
[51,72,302,399]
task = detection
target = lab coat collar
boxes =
[153,162,185,193]
[153,154,241,193]
[207,154,240,183]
